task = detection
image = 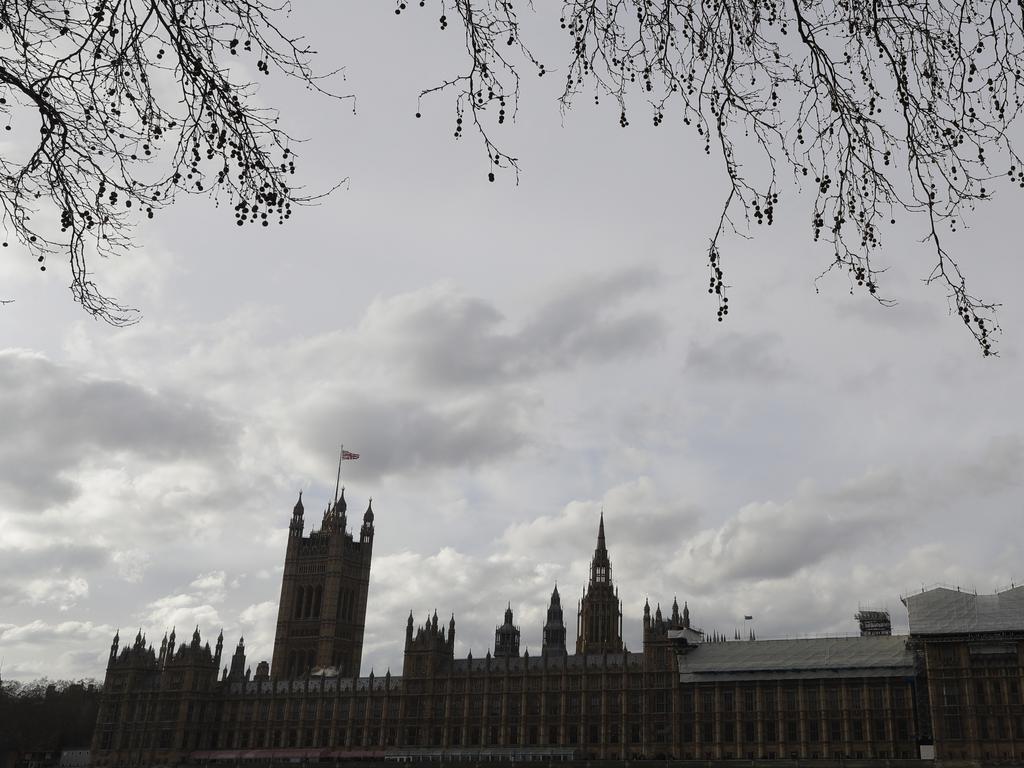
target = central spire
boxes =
[577,509,623,654]
[589,510,611,584]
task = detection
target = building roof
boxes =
[902,585,1024,636]
[677,636,914,682]
[449,651,644,673]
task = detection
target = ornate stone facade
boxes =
[90,491,1024,765]
[270,489,374,679]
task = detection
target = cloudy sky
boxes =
[1,4,1022,681]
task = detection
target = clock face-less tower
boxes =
[270,489,375,678]
[576,512,623,654]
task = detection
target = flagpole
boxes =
[334,444,343,505]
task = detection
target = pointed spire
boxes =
[597,508,607,553]
[336,486,347,514]
[364,498,374,522]
[294,491,304,515]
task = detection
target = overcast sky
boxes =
[1,4,1022,681]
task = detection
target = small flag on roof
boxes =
[342,450,360,460]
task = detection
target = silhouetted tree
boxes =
[3,2,1018,353]
[401,0,1024,354]
[0,678,100,755]
[0,0,343,324]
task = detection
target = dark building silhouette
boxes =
[576,513,623,655]
[271,489,374,679]
[90,490,1024,766]
[542,586,567,658]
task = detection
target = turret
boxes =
[643,599,651,630]
[214,629,224,668]
[682,601,690,629]
[289,491,305,538]
[671,597,681,625]
[228,637,247,681]
[109,629,120,661]
[361,499,374,544]
[576,511,623,654]
[449,614,456,650]
[542,585,567,658]
[494,602,521,658]
[406,611,414,646]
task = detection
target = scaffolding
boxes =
[855,608,892,636]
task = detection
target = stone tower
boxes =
[576,512,623,654]
[542,585,568,657]
[270,487,375,678]
[494,603,521,658]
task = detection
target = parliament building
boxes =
[91,490,1024,765]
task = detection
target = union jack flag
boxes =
[341,449,360,460]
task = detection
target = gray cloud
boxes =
[685,332,792,381]
[354,268,666,390]
[0,351,237,511]
[673,469,910,585]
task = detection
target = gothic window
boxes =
[806,687,820,712]
[744,720,756,742]
[785,689,798,711]
[568,694,580,715]
[595,566,607,582]
[829,719,841,742]
[294,587,305,619]
[701,692,713,714]
[546,694,560,716]
[743,689,756,712]
[870,687,884,710]
[313,585,322,618]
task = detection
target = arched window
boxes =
[304,587,314,619]
[313,585,322,618]
[307,649,316,673]
[294,586,305,619]
[288,650,297,677]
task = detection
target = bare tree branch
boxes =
[408,0,1023,354]
[0,0,348,323]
